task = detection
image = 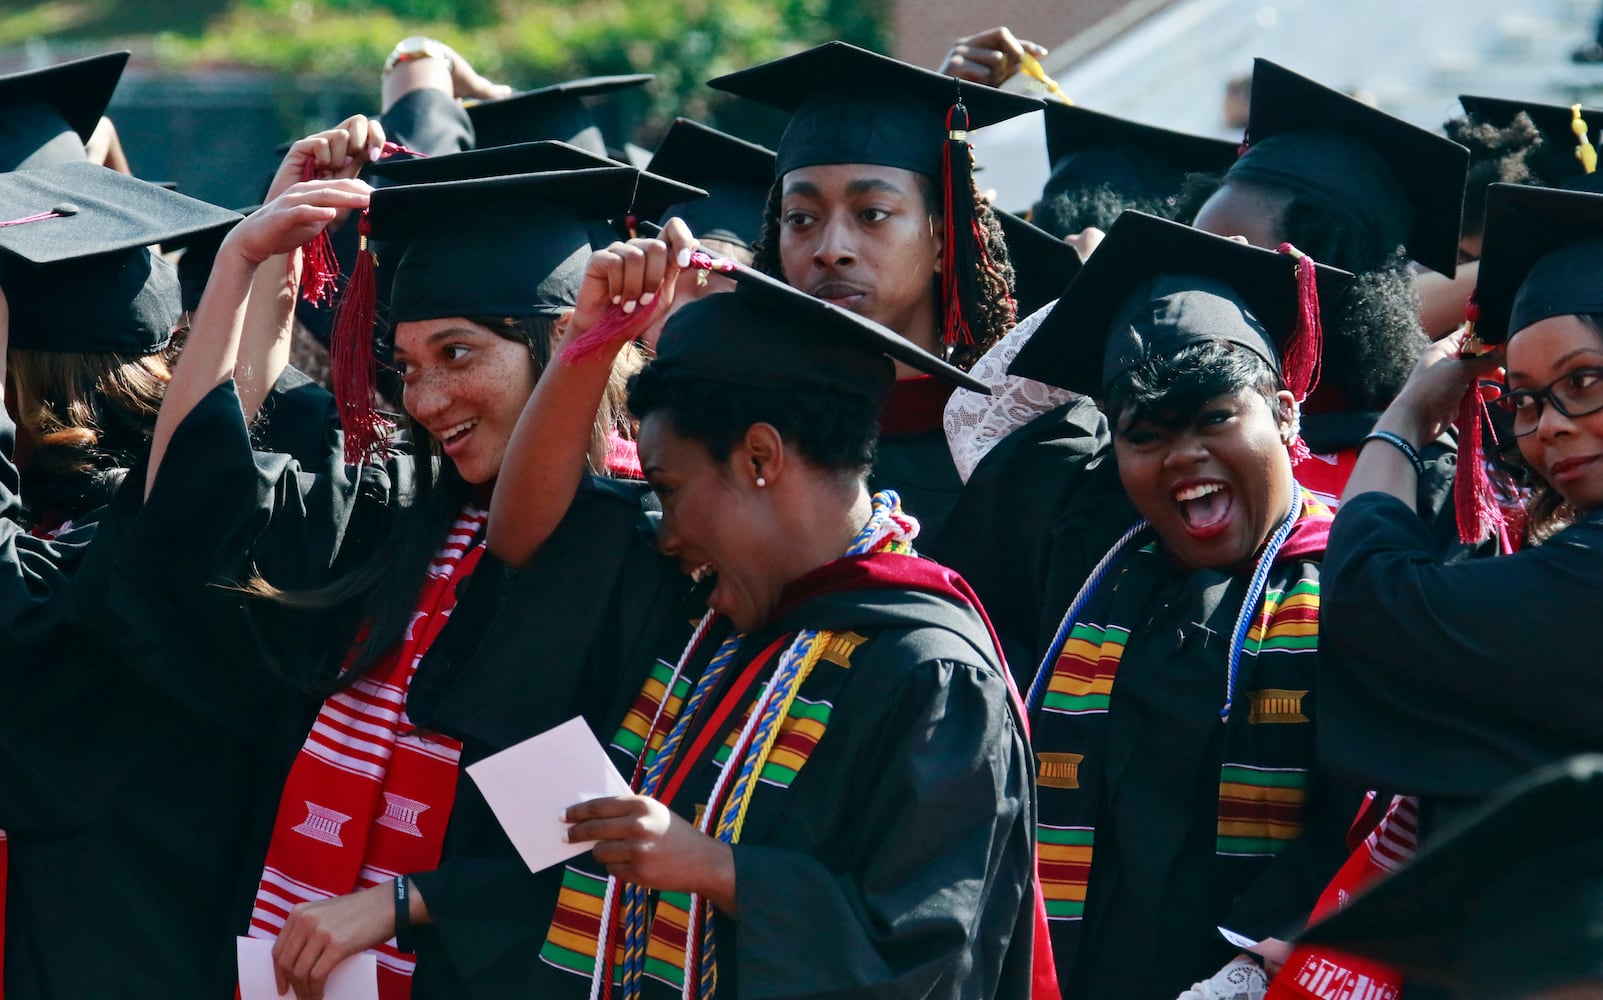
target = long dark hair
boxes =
[750,170,1016,372]
[7,345,174,529]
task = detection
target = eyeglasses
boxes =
[1493,366,1603,437]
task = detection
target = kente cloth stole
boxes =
[539,493,916,997]
[247,504,487,1000]
[1034,493,1329,924]
[1266,793,1417,1000]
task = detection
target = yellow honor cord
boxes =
[1573,105,1598,175]
[1018,52,1072,105]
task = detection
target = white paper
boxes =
[467,715,634,874]
[1217,926,1260,951]
[236,936,379,1000]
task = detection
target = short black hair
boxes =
[627,368,880,475]
[1444,112,1540,239]
[1104,338,1283,431]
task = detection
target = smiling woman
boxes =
[1319,183,1603,844]
[1003,212,1365,999]
[117,165,673,1000]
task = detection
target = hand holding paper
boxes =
[467,716,633,874]
[237,936,378,1000]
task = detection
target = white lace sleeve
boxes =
[944,300,1080,482]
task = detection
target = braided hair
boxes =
[751,170,1016,372]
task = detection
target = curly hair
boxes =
[750,169,1015,372]
[1183,172,1427,408]
[627,368,880,477]
[1444,112,1541,239]
[1104,339,1284,431]
[1030,177,1213,240]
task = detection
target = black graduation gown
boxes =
[2,372,355,1000]
[924,399,1124,674]
[249,364,340,470]
[868,378,967,539]
[525,569,1038,1000]
[402,480,699,998]
[1033,542,1359,999]
[1320,493,1603,832]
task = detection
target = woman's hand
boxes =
[565,794,738,914]
[1064,226,1105,262]
[1374,327,1504,446]
[566,217,700,341]
[271,882,393,1000]
[223,179,372,270]
[264,115,389,204]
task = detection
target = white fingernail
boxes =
[368,146,382,162]
[640,292,656,305]
[612,294,622,305]
[677,249,692,268]
[623,300,637,314]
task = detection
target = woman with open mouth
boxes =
[487,239,1048,999]
[123,165,696,1000]
[1006,211,1365,999]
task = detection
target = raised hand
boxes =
[264,115,389,204]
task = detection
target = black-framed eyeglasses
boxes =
[1493,366,1603,437]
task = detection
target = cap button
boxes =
[51,202,79,217]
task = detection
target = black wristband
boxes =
[1363,429,1425,477]
[394,875,416,954]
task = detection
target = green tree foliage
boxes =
[154,0,890,142]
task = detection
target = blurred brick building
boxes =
[891,0,1182,70]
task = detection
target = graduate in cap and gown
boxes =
[0,163,278,999]
[463,74,652,157]
[1005,212,1365,999]
[113,165,687,1000]
[707,41,1042,537]
[1318,182,1603,840]
[486,233,1050,999]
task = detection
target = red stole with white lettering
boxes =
[246,505,486,1000]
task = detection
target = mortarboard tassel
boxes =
[1452,299,1508,545]
[1573,105,1598,176]
[328,211,393,465]
[296,156,341,308]
[940,99,979,349]
[1276,243,1323,465]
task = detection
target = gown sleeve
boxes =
[1320,492,1603,798]
[728,658,1034,1000]
[101,379,401,728]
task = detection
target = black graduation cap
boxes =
[1041,102,1239,201]
[1467,182,1603,346]
[366,166,644,322]
[1008,210,1353,397]
[463,74,652,156]
[1229,59,1469,277]
[645,118,774,250]
[365,140,705,245]
[0,51,127,171]
[992,208,1080,318]
[1297,755,1603,1000]
[1458,94,1603,194]
[0,162,242,353]
[168,204,258,314]
[708,41,1043,179]
[653,254,989,400]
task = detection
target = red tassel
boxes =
[330,212,392,465]
[1453,381,1507,544]
[941,100,977,349]
[296,156,341,307]
[1275,243,1322,403]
